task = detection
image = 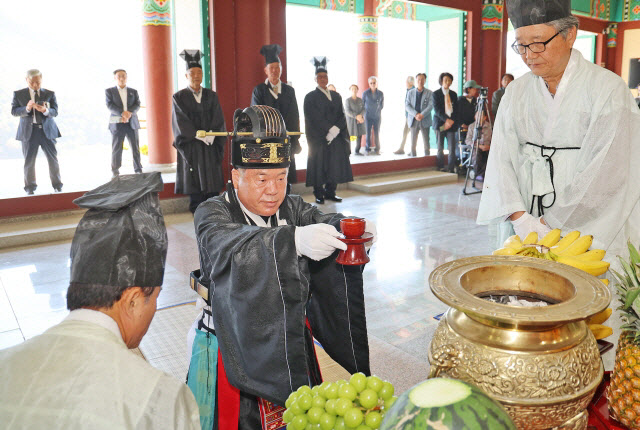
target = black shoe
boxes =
[135,170,142,174]
[354,152,364,156]
[393,149,405,155]
[409,152,417,157]
[325,195,343,202]
[54,186,63,193]
[315,197,325,204]
[26,189,35,195]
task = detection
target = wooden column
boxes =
[141,0,176,170]
[210,0,287,182]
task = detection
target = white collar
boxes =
[189,86,202,96]
[318,86,332,101]
[265,79,281,90]
[29,87,39,95]
[442,88,450,95]
[65,309,123,342]
[117,85,127,91]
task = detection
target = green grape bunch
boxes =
[283,373,398,430]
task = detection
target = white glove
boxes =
[196,133,215,145]
[325,125,340,143]
[295,224,348,261]
[511,212,552,240]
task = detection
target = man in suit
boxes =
[432,72,458,172]
[404,73,433,157]
[172,49,226,214]
[304,57,353,204]
[491,73,514,119]
[362,76,384,155]
[106,69,142,178]
[11,69,62,194]
[250,44,301,194]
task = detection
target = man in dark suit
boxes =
[11,69,62,194]
[106,69,142,178]
[432,72,458,172]
[491,73,514,119]
[304,57,353,204]
[250,44,300,193]
[172,49,226,214]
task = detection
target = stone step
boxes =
[0,197,189,250]
[348,170,457,194]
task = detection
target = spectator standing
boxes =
[432,72,458,172]
[404,73,433,157]
[344,84,366,155]
[394,76,415,154]
[11,69,62,194]
[362,76,384,155]
[106,69,142,178]
[491,73,514,119]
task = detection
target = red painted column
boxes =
[210,0,287,182]
[357,0,378,95]
[141,0,176,169]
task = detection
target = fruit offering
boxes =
[283,373,397,430]
[492,229,610,277]
[379,378,516,430]
[606,241,640,429]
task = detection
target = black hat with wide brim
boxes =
[231,105,291,169]
[70,172,167,287]
[506,0,571,29]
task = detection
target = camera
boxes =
[479,87,489,98]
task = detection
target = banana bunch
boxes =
[587,308,613,340]
[493,229,610,277]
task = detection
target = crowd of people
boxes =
[341,69,515,180]
[3,0,640,428]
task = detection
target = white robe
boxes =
[477,49,640,370]
[0,310,201,430]
[478,49,640,259]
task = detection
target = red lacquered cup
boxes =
[340,218,365,238]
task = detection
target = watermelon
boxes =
[380,378,516,430]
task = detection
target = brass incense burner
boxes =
[428,256,611,430]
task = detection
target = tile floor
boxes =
[0,179,491,393]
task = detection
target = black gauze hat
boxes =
[231,105,291,169]
[70,172,168,287]
[180,49,203,70]
[260,44,282,66]
[311,56,328,74]
[506,0,571,29]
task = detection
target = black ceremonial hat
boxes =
[260,44,282,66]
[506,0,571,29]
[231,105,291,169]
[70,172,168,288]
[311,56,328,74]
[180,49,203,70]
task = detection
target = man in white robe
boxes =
[0,173,201,429]
[477,0,640,369]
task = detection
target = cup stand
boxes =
[336,232,374,265]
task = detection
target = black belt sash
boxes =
[525,142,580,216]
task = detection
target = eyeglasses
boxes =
[511,31,560,55]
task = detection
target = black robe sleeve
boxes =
[194,189,369,405]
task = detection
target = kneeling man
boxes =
[0,173,200,429]
[187,105,375,429]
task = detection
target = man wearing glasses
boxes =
[477,0,640,368]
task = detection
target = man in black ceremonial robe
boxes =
[172,49,226,213]
[250,44,301,193]
[304,57,353,204]
[186,105,374,430]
